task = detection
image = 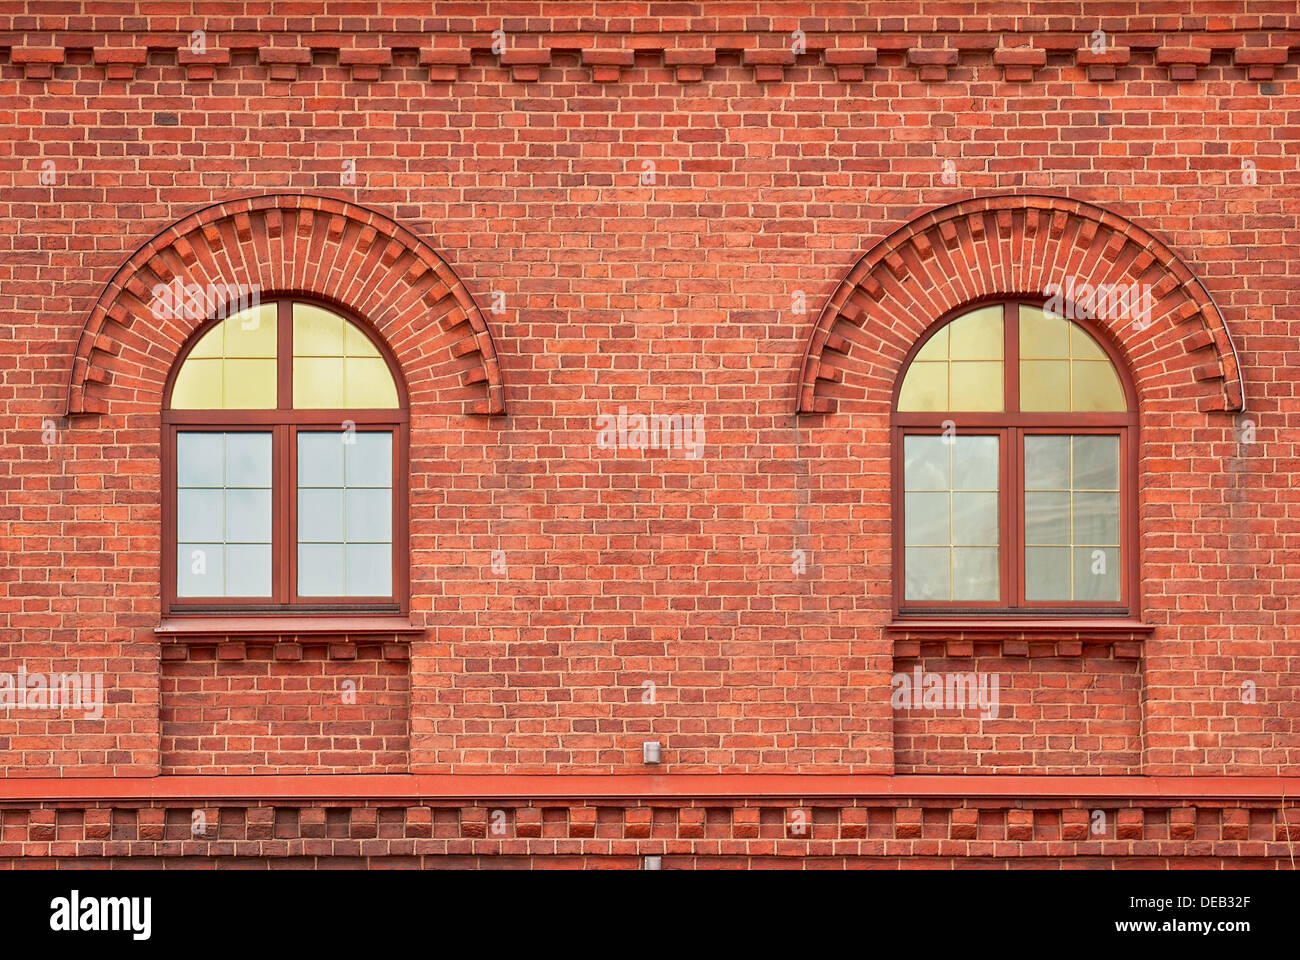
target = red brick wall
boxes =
[160,642,409,774]
[2,2,1299,865]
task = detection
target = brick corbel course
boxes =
[664,48,715,82]
[11,45,64,78]
[994,45,1046,82]
[582,48,634,82]
[1076,45,1131,81]
[420,47,471,82]
[1156,45,1213,81]
[906,47,958,81]
[1233,45,1290,80]
[824,47,877,81]
[92,46,148,80]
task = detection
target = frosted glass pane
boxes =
[953,547,999,601]
[952,491,997,545]
[1025,492,1069,544]
[171,358,222,409]
[225,544,271,597]
[222,305,277,357]
[905,492,949,546]
[904,435,950,490]
[952,435,998,490]
[225,488,272,543]
[293,357,345,408]
[222,358,277,409]
[1072,360,1126,412]
[177,543,223,597]
[186,323,223,359]
[298,488,344,542]
[225,433,272,487]
[346,488,392,541]
[897,361,948,411]
[1070,322,1108,360]
[299,543,345,596]
[346,433,392,487]
[1073,435,1120,490]
[913,325,948,362]
[1020,306,1069,358]
[344,320,382,357]
[1025,436,1070,490]
[1025,547,1070,601]
[344,357,399,408]
[1020,360,1070,411]
[1074,491,1119,544]
[949,306,1003,360]
[177,433,223,486]
[298,433,345,487]
[950,361,1004,411]
[346,544,392,596]
[178,489,223,541]
[293,304,345,356]
[905,547,949,602]
[1074,547,1120,601]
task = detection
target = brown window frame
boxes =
[891,297,1139,619]
[161,296,410,617]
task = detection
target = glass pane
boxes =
[298,432,345,486]
[1025,546,1071,601]
[905,547,949,601]
[344,357,400,408]
[292,303,399,409]
[1020,360,1070,411]
[953,547,999,601]
[346,544,392,596]
[175,431,272,598]
[1072,360,1125,412]
[952,491,998,545]
[904,435,950,490]
[913,325,948,363]
[1024,435,1070,490]
[951,435,998,490]
[346,488,392,541]
[1074,547,1120,601]
[225,544,272,597]
[1072,435,1120,490]
[298,488,344,542]
[897,361,948,411]
[1073,491,1119,544]
[1025,491,1069,544]
[1019,306,1069,358]
[346,433,393,487]
[298,543,345,596]
[170,307,277,410]
[950,361,1003,411]
[177,489,222,541]
[948,306,1003,359]
[1070,322,1108,360]
[293,357,345,408]
[905,492,950,546]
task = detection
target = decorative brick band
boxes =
[796,194,1245,416]
[66,193,506,417]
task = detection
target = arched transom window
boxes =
[163,299,408,614]
[893,301,1137,616]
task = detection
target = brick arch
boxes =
[66,194,505,416]
[796,194,1244,416]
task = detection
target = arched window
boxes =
[892,300,1137,616]
[162,299,408,614]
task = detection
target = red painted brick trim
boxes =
[795,194,1245,416]
[65,194,506,418]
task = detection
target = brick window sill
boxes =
[887,618,1154,634]
[155,615,425,639]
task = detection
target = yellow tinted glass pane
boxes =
[950,361,1004,411]
[293,357,345,408]
[222,304,277,358]
[171,357,222,408]
[1020,306,1069,358]
[344,321,382,358]
[293,304,345,356]
[898,361,949,411]
[186,323,224,359]
[344,357,400,408]
[1020,359,1070,411]
[223,358,277,408]
[949,306,1003,360]
[1072,360,1126,411]
[913,325,949,362]
[1070,321,1108,360]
